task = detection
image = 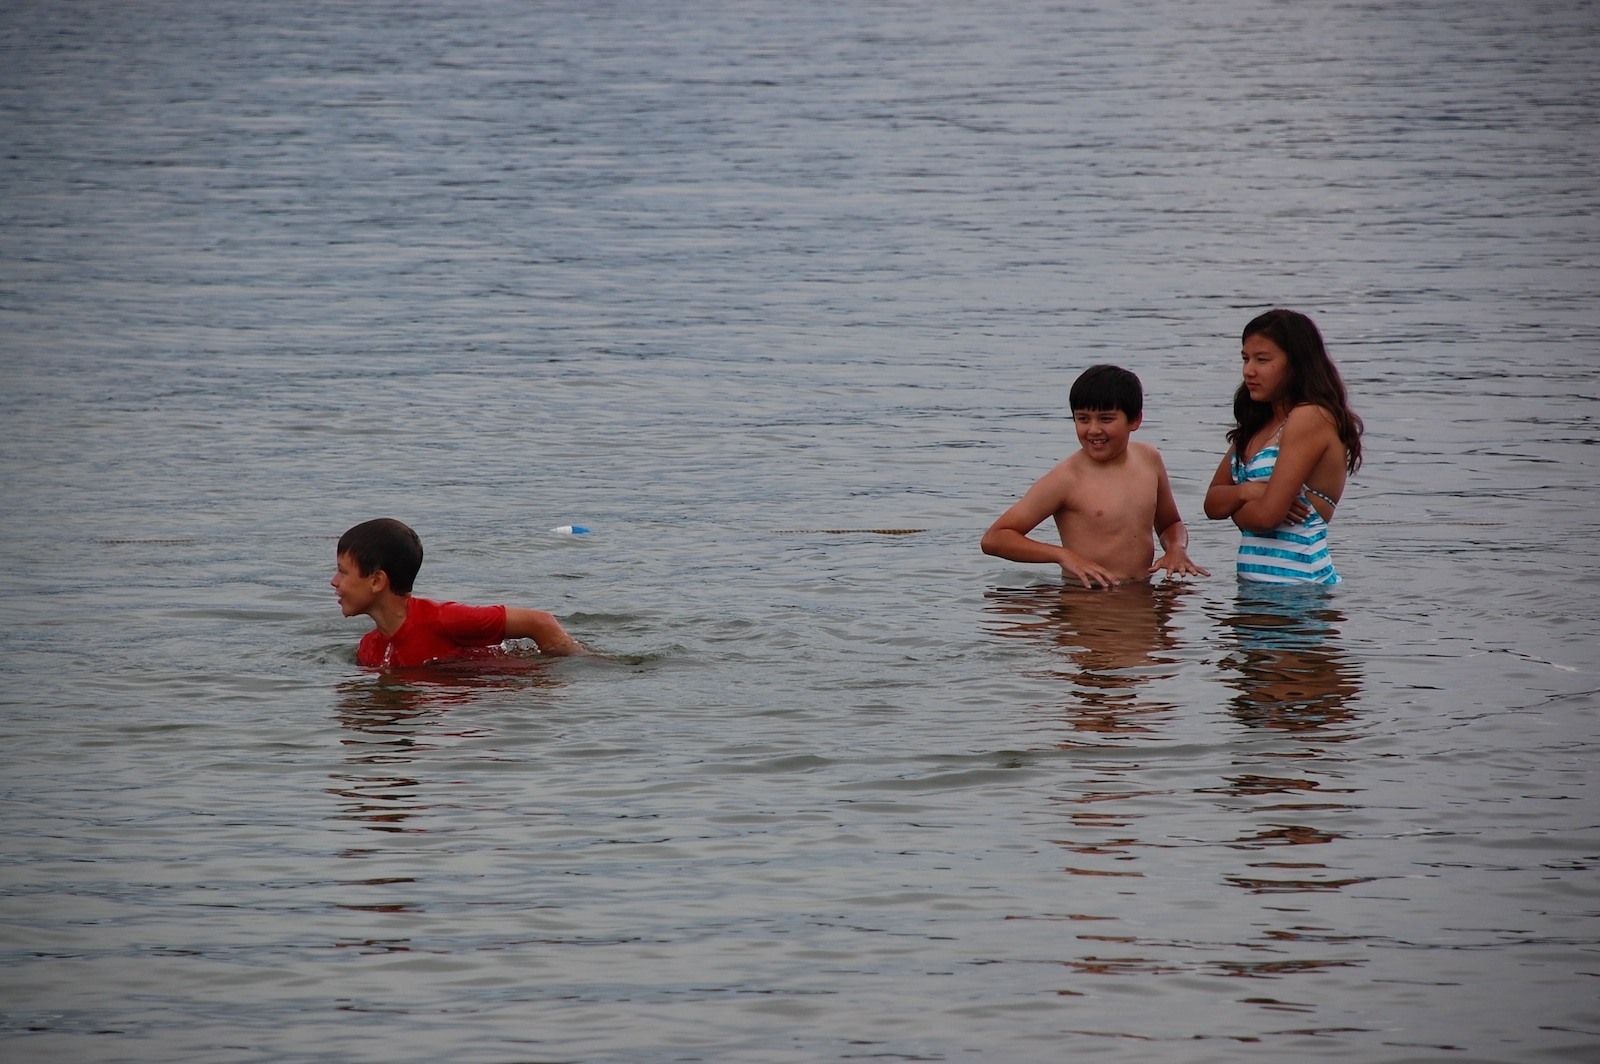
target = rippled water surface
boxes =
[3,1,1598,1061]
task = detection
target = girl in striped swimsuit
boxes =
[1204,309,1364,585]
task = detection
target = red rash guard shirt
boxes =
[356,597,508,667]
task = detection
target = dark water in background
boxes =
[2,1,1597,1060]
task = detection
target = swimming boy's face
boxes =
[331,551,384,617]
[1241,333,1292,405]
[1073,408,1140,463]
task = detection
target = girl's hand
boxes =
[1239,481,1310,523]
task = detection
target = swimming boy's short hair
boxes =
[338,518,423,594]
[1069,365,1143,421]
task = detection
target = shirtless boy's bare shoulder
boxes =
[1127,439,1163,462]
[1123,440,1168,477]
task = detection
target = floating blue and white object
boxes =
[549,525,591,535]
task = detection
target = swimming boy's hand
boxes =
[504,608,586,656]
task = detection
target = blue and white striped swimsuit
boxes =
[1231,430,1341,585]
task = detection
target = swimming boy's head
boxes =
[1070,364,1144,420]
[337,518,423,595]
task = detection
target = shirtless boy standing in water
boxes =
[981,365,1208,588]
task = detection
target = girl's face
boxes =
[1241,333,1293,406]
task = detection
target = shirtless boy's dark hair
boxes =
[1069,364,1143,421]
[337,518,423,595]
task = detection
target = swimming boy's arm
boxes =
[503,608,586,656]
[980,464,1120,589]
[1149,456,1209,578]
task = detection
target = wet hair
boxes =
[1069,364,1143,421]
[337,518,423,595]
[1229,309,1364,473]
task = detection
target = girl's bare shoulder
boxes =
[1289,403,1339,429]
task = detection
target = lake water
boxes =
[2,1,1597,1061]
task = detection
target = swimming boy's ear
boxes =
[1129,413,1143,432]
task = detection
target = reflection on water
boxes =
[330,661,563,834]
[1217,584,1361,736]
[334,657,561,736]
[984,581,1192,737]
[1213,584,1371,897]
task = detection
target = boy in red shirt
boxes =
[332,518,584,667]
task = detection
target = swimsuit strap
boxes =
[1236,418,1287,470]
[1254,418,1289,460]
[1280,408,1339,510]
[1303,485,1338,509]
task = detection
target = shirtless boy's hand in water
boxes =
[981,365,1208,588]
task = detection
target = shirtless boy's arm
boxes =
[503,608,585,656]
[1149,458,1209,578]
[980,463,1120,589]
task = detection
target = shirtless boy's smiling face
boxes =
[1073,408,1140,463]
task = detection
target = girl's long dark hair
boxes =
[1226,309,1363,472]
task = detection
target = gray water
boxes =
[2,1,1597,1061]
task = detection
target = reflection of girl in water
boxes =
[1205,309,1364,584]
[1220,583,1360,732]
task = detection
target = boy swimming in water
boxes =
[981,365,1208,588]
[332,518,585,667]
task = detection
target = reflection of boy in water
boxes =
[986,583,1187,734]
[982,365,1208,589]
[332,518,584,668]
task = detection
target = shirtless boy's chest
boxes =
[1059,464,1157,529]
